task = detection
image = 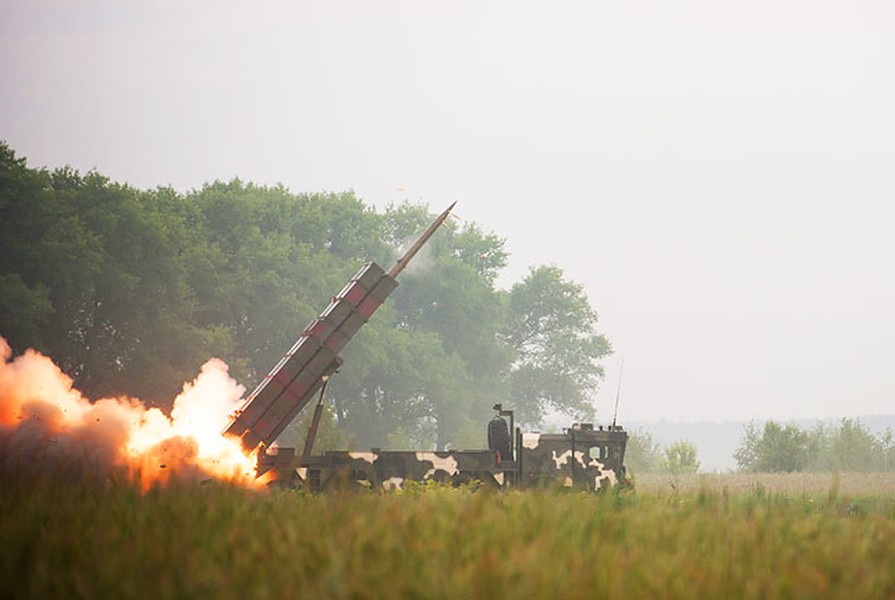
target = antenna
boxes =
[611,357,624,429]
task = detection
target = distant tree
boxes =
[733,422,762,472]
[811,418,884,472]
[625,429,663,474]
[881,428,894,473]
[504,265,611,427]
[734,421,815,473]
[661,440,700,475]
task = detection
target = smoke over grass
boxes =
[0,337,259,489]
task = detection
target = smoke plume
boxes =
[0,337,258,489]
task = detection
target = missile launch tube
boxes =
[225,203,456,455]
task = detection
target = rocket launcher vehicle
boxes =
[224,202,456,454]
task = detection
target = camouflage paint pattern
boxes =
[259,423,627,492]
[518,425,626,491]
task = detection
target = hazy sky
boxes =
[2,1,893,423]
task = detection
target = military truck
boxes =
[257,405,628,491]
[222,203,628,491]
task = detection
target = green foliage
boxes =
[0,142,612,450]
[0,273,53,349]
[736,419,893,473]
[505,265,611,426]
[275,405,347,453]
[3,478,895,599]
[625,428,664,474]
[385,426,414,450]
[881,429,895,472]
[812,419,887,472]
[661,439,701,475]
[1,144,219,405]
[450,416,487,450]
[735,421,814,473]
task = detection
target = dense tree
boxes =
[0,147,57,351]
[0,273,53,351]
[185,182,390,385]
[734,421,814,473]
[0,142,612,451]
[370,202,513,448]
[505,265,611,426]
[734,419,895,473]
[811,419,885,472]
[1,146,218,405]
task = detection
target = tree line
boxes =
[624,432,701,476]
[626,418,895,475]
[733,419,895,473]
[0,142,612,450]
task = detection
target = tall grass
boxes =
[635,471,895,496]
[2,476,894,599]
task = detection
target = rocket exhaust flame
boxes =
[0,336,259,490]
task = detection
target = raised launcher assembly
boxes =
[223,202,456,454]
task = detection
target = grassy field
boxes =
[2,474,894,599]
[635,471,895,496]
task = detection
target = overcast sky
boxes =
[2,1,893,423]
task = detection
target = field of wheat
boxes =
[2,474,894,599]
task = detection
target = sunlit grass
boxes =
[2,475,894,599]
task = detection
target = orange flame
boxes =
[0,336,260,490]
